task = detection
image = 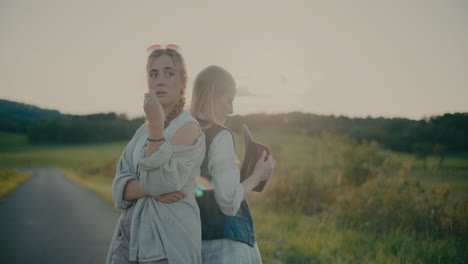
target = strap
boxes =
[197,119,236,152]
[197,119,236,181]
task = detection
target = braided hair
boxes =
[147,48,187,128]
[164,89,186,128]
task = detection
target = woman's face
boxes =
[213,85,235,124]
[147,54,183,107]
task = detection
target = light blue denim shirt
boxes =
[106,111,205,263]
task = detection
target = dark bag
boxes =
[195,120,255,246]
[239,124,271,192]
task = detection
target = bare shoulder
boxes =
[170,121,201,146]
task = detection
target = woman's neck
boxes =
[163,103,176,116]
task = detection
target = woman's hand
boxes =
[153,190,186,203]
[241,150,275,198]
[144,90,165,129]
[252,150,274,182]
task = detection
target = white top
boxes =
[201,129,262,264]
[207,130,244,216]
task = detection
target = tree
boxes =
[412,143,432,168]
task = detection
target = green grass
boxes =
[60,168,114,204]
[251,207,466,264]
[395,151,468,170]
[1,131,467,263]
[443,152,468,169]
[0,132,123,203]
[0,131,30,152]
[0,137,126,172]
[0,168,33,199]
[408,168,468,201]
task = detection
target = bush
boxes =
[262,163,335,214]
[335,177,468,237]
[260,132,402,214]
[258,131,468,239]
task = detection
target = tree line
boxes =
[26,113,145,144]
[25,112,468,154]
[1,98,466,153]
[225,112,468,153]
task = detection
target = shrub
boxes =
[334,177,468,238]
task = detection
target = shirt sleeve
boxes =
[208,130,244,216]
[112,125,145,210]
[137,130,206,196]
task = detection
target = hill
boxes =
[0,99,61,132]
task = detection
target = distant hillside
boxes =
[0,99,61,132]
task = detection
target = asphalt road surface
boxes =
[0,167,120,263]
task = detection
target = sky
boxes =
[1,0,467,120]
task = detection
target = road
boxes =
[0,167,120,263]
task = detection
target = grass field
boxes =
[1,131,467,263]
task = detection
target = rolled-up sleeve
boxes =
[112,146,139,210]
[138,133,205,196]
[112,124,148,210]
[209,130,244,216]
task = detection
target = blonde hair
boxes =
[147,49,187,128]
[190,65,236,125]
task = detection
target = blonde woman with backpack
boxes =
[191,65,274,263]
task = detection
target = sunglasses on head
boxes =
[146,44,181,53]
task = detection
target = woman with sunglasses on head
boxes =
[191,65,274,263]
[106,44,205,264]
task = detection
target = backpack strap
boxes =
[197,118,236,181]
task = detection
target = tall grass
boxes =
[249,131,467,263]
[252,207,466,264]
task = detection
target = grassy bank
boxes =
[0,168,33,199]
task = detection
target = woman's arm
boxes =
[209,130,274,216]
[123,179,187,203]
[123,179,149,200]
[146,123,165,158]
[241,150,274,197]
[138,121,205,196]
[144,90,165,157]
[208,131,244,216]
[112,123,152,210]
[123,121,200,200]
